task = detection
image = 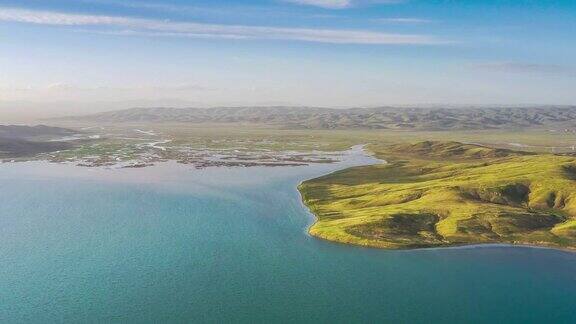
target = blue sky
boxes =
[0,0,575,112]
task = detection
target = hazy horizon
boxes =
[4,100,576,124]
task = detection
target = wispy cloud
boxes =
[374,18,435,24]
[80,0,280,18]
[0,7,447,45]
[476,62,576,77]
[283,0,352,9]
[80,0,197,13]
[282,0,403,9]
[43,83,214,92]
[3,82,214,93]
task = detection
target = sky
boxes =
[0,0,575,117]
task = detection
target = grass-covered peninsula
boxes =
[299,141,576,250]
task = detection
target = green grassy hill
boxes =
[299,141,576,249]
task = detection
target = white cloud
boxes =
[475,62,576,77]
[45,82,79,91]
[283,0,402,9]
[375,18,435,24]
[0,7,447,45]
[4,83,213,93]
[0,83,217,106]
[283,0,352,9]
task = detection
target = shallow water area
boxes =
[1,146,576,323]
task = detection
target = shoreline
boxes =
[297,144,382,240]
[305,230,576,254]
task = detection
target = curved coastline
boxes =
[296,144,382,238]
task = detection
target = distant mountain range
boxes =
[62,106,576,130]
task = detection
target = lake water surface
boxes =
[1,147,576,323]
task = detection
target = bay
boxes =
[1,147,575,323]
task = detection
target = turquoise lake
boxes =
[1,148,576,323]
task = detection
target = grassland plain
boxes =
[47,121,576,153]
[299,141,576,250]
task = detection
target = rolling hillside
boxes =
[299,141,576,249]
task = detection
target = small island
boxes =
[299,141,576,250]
